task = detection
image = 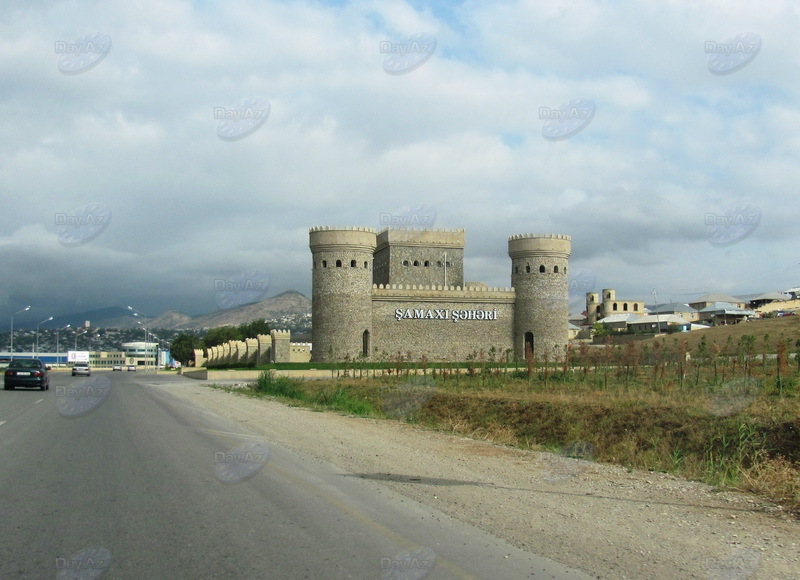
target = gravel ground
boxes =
[147,379,799,580]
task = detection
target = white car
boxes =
[112,365,122,371]
[72,363,91,376]
[127,365,136,372]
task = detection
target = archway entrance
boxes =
[362,330,370,358]
[524,331,534,363]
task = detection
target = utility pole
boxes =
[652,289,661,333]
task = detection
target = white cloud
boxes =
[1,0,799,322]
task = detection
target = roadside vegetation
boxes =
[212,317,799,515]
[247,370,377,416]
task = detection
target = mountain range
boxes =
[18,291,312,331]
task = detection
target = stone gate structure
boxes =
[310,226,572,362]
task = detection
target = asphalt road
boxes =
[0,371,594,579]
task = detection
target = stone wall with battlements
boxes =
[200,330,296,367]
[290,343,312,363]
[372,283,514,297]
[373,227,465,287]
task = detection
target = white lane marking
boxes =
[35,399,44,404]
[0,421,6,426]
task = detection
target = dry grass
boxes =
[257,320,800,515]
[637,315,800,354]
[740,455,800,512]
[293,370,799,515]
[228,317,800,511]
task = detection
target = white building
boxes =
[121,341,170,367]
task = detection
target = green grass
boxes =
[249,371,377,415]
[312,387,376,415]
[252,370,306,399]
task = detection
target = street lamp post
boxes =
[150,332,157,374]
[35,316,54,354]
[134,320,148,372]
[74,328,87,351]
[128,306,151,373]
[151,333,166,374]
[56,324,70,367]
[10,306,31,354]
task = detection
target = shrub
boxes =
[252,371,305,400]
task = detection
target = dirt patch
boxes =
[149,380,800,580]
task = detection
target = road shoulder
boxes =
[147,379,800,579]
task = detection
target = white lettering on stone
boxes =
[395,308,498,322]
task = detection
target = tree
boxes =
[171,333,200,366]
[237,319,270,338]
[795,339,800,373]
[592,322,611,338]
[695,335,708,386]
[203,326,243,348]
[738,334,756,380]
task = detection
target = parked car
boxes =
[4,358,50,390]
[72,362,91,376]
[127,365,136,372]
[112,365,122,371]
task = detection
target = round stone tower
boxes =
[309,226,377,362]
[586,292,601,325]
[508,234,572,361]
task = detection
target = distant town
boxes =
[0,313,312,355]
[571,287,800,342]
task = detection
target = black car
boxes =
[4,358,50,391]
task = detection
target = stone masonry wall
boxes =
[373,228,465,287]
[370,285,515,361]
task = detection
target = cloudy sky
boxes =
[2,0,799,327]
